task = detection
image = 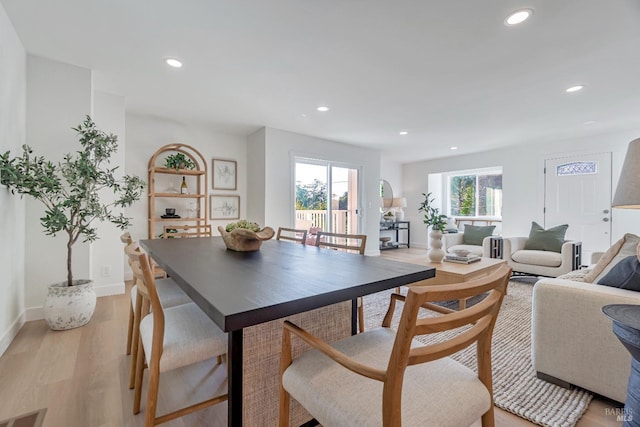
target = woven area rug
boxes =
[362,280,593,427]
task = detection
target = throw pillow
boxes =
[524,222,568,253]
[597,255,640,292]
[462,225,495,246]
[583,233,640,283]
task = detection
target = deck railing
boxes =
[295,210,354,234]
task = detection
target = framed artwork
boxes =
[210,195,240,220]
[212,158,237,190]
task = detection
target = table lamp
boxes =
[605,137,640,426]
[392,197,408,221]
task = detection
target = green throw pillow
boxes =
[524,222,568,253]
[462,225,495,246]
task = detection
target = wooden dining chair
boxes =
[276,227,308,244]
[162,224,212,238]
[315,232,368,332]
[132,253,228,427]
[279,264,511,427]
[124,242,191,390]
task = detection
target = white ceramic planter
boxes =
[427,230,445,263]
[44,280,96,330]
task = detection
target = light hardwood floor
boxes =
[0,265,624,426]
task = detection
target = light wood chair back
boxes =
[280,264,512,427]
[276,227,308,244]
[133,253,228,426]
[314,231,368,332]
[315,231,367,254]
[162,224,212,238]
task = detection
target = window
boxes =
[446,168,502,217]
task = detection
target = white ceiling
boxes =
[2,0,640,163]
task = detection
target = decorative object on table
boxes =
[163,152,195,171]
[210,195,240,220]
[212,158,237,190]
[218,221,275,251]
[383,210,395,221]
[391,197,407,221]
[418,192,448,263]
[444,253,481,264]
[0,116,145,330]
[602,304,640,426]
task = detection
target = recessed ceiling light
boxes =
[566,85,584,93]
[165,58,183,68]
[450,146,458,150]
[316,106,330,112]
[505,9,533,26]
[399,131,408,135]
[300,113,307,118]
[583,120,597,125]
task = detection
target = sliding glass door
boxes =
[294,158,360,234]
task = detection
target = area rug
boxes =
[0,408,47,427]
[362,281,593,427]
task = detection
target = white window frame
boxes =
[443,166,503,218]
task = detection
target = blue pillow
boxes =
[597,256,640,292]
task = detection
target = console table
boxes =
[380,221,410,250]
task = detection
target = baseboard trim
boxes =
[95,282,125,297]
[0,312,26,357]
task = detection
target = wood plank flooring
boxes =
[0,250,624,426]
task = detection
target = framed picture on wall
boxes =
[210,195,240,220]
[212,158,237,190]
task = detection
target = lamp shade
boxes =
[392,197,407,208]
[612,138,640,209]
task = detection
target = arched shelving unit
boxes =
[147,143,208,239]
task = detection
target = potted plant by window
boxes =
[418,192,448,263]
[0,116,145,330]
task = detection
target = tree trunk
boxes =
[67,239,73,287]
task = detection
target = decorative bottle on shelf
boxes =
[180,176,188,194]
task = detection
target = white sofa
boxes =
[442,233,502,258]
[532,270,640,403]
[503,237,581,277]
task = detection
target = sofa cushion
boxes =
[598,256,640,292]
[524,222,568,253]
[511,249,562,267]
[584,233,640,283]
[462,225,495,246]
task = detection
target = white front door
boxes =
[544,152,612,260]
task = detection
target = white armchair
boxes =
[443,233,503,258]
[503,237,581,277]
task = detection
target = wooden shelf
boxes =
[149,193,206,198]
[149,217,207,222]
[148,144,208,238]
[150,167,206,176]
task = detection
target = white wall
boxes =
[24,56,92,313]
[250,127,382,255]
[125,114,248,245]
[92,91,127,295]
[380,158,403,200]
[0,3,26,356]
[403,129,640,249]
[246,128,266,226]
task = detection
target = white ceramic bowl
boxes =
[452,249,471,257]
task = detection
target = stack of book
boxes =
[444,254,481,264]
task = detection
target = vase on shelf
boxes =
[427,229,445,263]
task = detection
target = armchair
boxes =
[503,237,581,277]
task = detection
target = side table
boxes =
[602,304,640,426]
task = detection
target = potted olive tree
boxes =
[418,192,448,263]
[0,116,145,330]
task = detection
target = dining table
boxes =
[141,236,435,426]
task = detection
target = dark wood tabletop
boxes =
[141,236,435,332]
